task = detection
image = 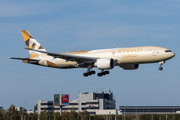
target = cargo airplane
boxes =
[10,30,175,77]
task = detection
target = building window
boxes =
[106,107,115,109]
[87,102,99,104]
[41,108,54,110]
[87,107,99,109]
[106,102,110,105]
[41,103,53,105]
[69,103,78,105]
[62,108,78,110]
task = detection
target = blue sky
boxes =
[0,0,179,110]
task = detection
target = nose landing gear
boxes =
[159,61,165,71]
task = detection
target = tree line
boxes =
[1,105,180,120]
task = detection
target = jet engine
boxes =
[120,64,139,70]
[94,58,115,69]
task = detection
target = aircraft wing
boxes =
[25,48,97,63]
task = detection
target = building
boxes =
[0,107,2,109]
[62,91,116,114]
[38,90,116,115]
[27,110,34,114]
[96,110,116,115]
[37,100,54,114]
[119,106,180,114]
[15,107,22,111]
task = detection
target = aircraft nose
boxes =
[172,52,175,57]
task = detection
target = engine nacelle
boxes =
[120,64,139,70]
[94,58,115,70]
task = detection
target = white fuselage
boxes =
[36,46,175,69]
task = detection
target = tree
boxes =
[53,112,61,120]
[27,112,38,120]
[61,110,69,120]
[0,109,6,120]
[17,108,28,120]
[69,108,77,120]
[7,105,18,120]
[34,104,38,113]
[78,110,89,120]
[8,105,14,114]
[39,110,51,120]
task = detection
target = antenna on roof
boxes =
[108,87,111,93]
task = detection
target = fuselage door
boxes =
[152,49,157,56]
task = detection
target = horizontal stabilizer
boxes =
[9,57,38,61]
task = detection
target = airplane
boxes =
[9,30,175,77]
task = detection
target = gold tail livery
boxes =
[9,30,175,77]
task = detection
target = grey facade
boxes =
[62,92,116,114]
[38,91,116,115]
[119,106,180,114]
[38,100,54,114]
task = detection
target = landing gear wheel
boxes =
[159,67,163,71]
[97,73,102,77]
[83,73,88,77]
[91,70,96,74]
[83,69,96,77]
[101,72,106,75]
[87,72,92,75]
[105,71,110,74]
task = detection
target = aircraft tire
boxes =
[159,67,163,71]
[101,72,106,75]
[105,71,110,74]
[83,73,88,77]
[97,73,102,77]
[87,72,92,75]
[91,71,96,74]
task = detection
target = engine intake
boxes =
[120,64,139,70]
[95,58,115,70]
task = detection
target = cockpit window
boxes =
[165,50,172,52]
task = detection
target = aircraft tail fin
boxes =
[21,30,47,59]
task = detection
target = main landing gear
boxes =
[159,61,165,71]
[97,70,110,77]
[83,69,110,77]
[83,70,96,77]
